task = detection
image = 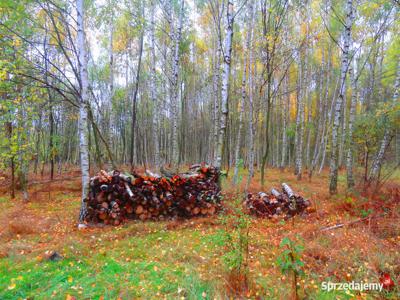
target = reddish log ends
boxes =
[245,183,311,219]
[85,165,221,225]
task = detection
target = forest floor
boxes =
[0,167,399,299]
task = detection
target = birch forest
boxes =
[0,0,399,298]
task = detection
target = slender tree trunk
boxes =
[346,59,357,188]
[329,0,353,194]
[150,0,160,169]
[77,0,91,225]
[246,4,256,190]
[43,30,55,180]
[281,74,289,169]
[309,53,326,179]
[368,60,400,182]
[294,54,306,180]
[305,66,312,169]
[171,0,184,167]
[212,39,221,164]
[233,0,254,184]
[215,0,234,170]
[130,22,144,168]
[19,101,29,202]
[107,6,114,170]
[319,54,337,173]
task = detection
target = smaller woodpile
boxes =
[85,164,221,225]
[245,183,311,219]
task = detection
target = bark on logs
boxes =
[85,165,221,225]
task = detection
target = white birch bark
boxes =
[215,0,234,169]
[294,53,306,180]
[329,0,353,194]
[77,0,91,224]
[281,74,289,168]
[305,76,312,169]
[309,52,326,179]
[171,0,184,166]
[212,39,222,164]
[150,0,160,169]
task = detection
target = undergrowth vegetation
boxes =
[0,168,399,299]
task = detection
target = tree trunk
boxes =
[281,74,289,169]
[246,2,256,190]
[130,17,144,168]
[171,0,184,167]
[368,60,400,182]
[215,0,234,170]
[233,0,254,185]
[150,0,160,170]
[346,59,357,188]
[309,53,326,179]
[107,5,114,170]
[77,0,91,225]
[329,0,353,194]
[294,54,306,180]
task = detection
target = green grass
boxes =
[1,167,399,299]
[0,226,218,299]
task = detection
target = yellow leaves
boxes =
[290,93,297,120]
[314,47,323,64]
[0,69,7,81]
[7,276,23,290]
[300,23,308,37]
[195,38,208,55]
[113,37,128,53]
[67,275,73,283]
[359,1,380,17]
[13,37,21,48]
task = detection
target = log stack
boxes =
[244,183,311,219]
[85,164,221,225]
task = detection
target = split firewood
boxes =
[145,169,161,178]
[85,165,221,225]
[245,183,311,219]
[160,165,178,178]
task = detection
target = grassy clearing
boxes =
[0,168,399,299]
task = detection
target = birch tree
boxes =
[215,0,234,169]
[171,0,184,166]
[233,0,254,184]
[77,0,91,225]
[329,0,353,194]
[150,0,160,169]
[294,53,306,180]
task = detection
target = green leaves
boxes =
[276,237,305,277]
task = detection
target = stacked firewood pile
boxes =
[85,164,221,225]
[245,183,311,219]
